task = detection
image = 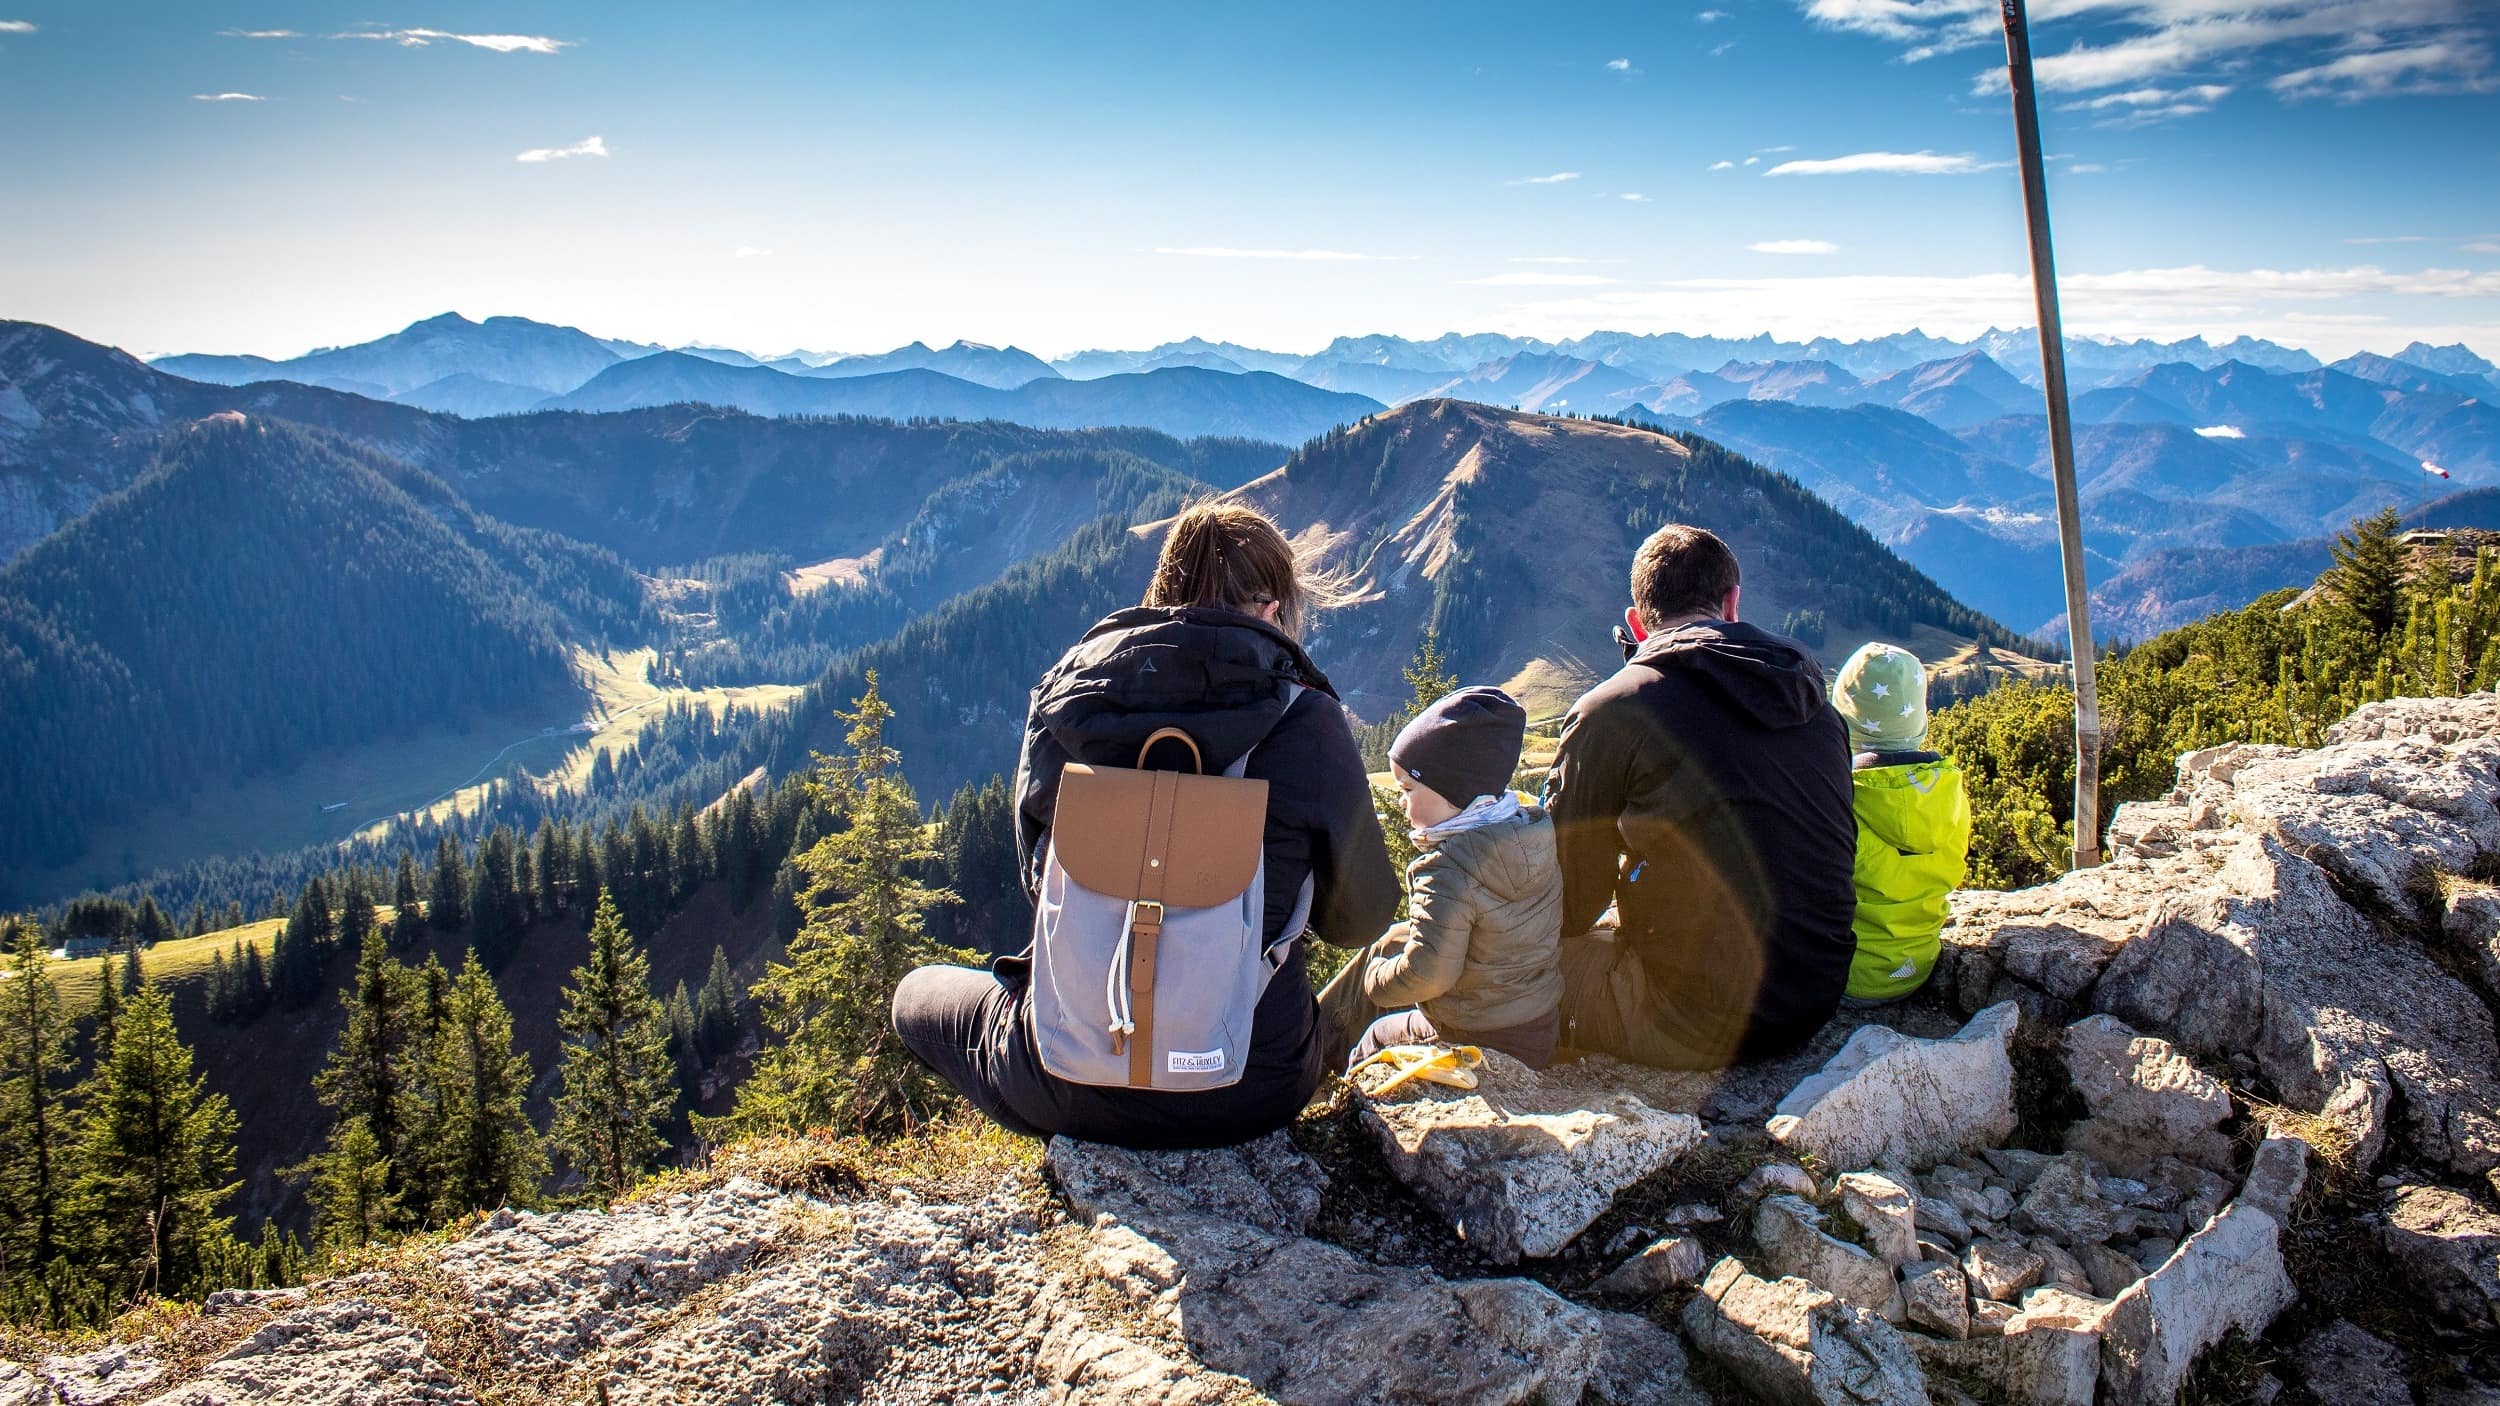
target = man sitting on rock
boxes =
[1545,523,1858,1068]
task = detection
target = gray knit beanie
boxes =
[1390,687,1527,808]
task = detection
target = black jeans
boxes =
[889,963,1327,1149]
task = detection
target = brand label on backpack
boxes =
[1167,1048,1227,1074]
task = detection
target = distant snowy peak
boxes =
[812,339,1061,389]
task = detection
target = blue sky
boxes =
[3,1,2496,360]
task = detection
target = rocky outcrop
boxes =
[19,693,2500,1405]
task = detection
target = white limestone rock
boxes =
[1355,1048,1705,1263]
[1900,1262,1971,1341]
[1767,1003,2019,1172]
[2094,835,2500,1176]
[2095,1201,2298,1406]
[1755,1194,1901,1319]
[139,1301,475,1406]
[1584,1310,1703,1406]
[1838,1171,1921,1268]
[1962,1241,2046,1302]
[2062,1014,2235,1176]
[1591,1234,1709,1298]
[2379,1184,2500,1332]
[1680,1259,1927,1406]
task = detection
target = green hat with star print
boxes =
[1831,642,1929,752]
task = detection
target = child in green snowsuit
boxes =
[1831,643,1971,1001]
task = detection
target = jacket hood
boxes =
[1429,805,1555,906]
[1852,756,1971,855]
[1627,619,1831,730]
[1029,606,1339,773]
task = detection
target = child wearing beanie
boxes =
[1830,643,1972,1002]
[1315,686,1566,1068]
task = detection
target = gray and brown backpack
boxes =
[1027,687,1312,1091]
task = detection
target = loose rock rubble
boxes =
[14,693,2500,1404]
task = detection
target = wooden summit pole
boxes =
[2000,0,2102,869]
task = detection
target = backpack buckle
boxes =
[1127,900,1165,935]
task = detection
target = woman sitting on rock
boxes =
[890,502,1400,1149]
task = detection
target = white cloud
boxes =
[1509,256,1595,264]
[221,28,299,38]
[335,28,569,54]
[1698,8,1729,20]
[733,246,773,259]
[0,19,34,32]
[1765,150,1998,176]
[2347,234,2435,245]
[2194,424,2247,438]
[192,92,267,101]
[1153,247,1398,261]
[1508,171,1582,185]
[1802,0,2496,107]
[1606,57,1635,71]
[2068,162,2110,173]
[1711,41,1737,56]
[1617,193,1651,202]
[1709,160,1737,170]
[2273,39,2497,100]
[1461,271,1620,287]
[1742,156,1760,165]
[2063,82,2232,124]
[515,135,608,163]
[2467,241,2500,256]
[1750,239,1841,254]
[1757,144,1799,154]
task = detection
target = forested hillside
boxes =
[0,416,647,883]
[1933,510,2500,887]
[754,401,2051,807]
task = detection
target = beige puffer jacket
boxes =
[1360,805,1564,1035]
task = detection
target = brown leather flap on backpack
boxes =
[1055,763,1268,906]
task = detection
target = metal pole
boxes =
[2000,0,2102,869]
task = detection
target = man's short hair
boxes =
[1630,524,1741,629]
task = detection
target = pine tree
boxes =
[89,960,122,1061]
[0,921,77,1320]
[338,878,379,959]
[694,946,740,1059]
[549,892,676,1198]
[420,952,543,1220]
[663,980,702,1111]
[2327,506,2408,642]
[117,943,143,997]
[430,833,470,932]
[135,898,176,949]
[69,985,240,1300]
[311,925,419,1224]
[711,674,966,1137]
[468,828,526,970]
[291,1118,398,1249]
[391,851,426,948]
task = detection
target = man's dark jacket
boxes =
[1547,618,1857,1061]
[1002,605,1400,1146]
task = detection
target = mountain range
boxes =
[0,317,2056,908]
[113,314,2500,639]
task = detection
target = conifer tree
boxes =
[70,985,240,1299]
[117,943,143,997]
[712,674,965,1137]
[468,828,526,969]
[549,892,675,1198]
[311,925,419,1222]
[88,960,122,1061]
[0,921,76,1319]
[430,833,470,932]
[663,980,702,1109]
[694,945,740,1058]
[391,851,426,948]
[338,878,378,959]
[292,1118,397,1249]
[420,952,543,1219]
[2327,506,2408,643]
